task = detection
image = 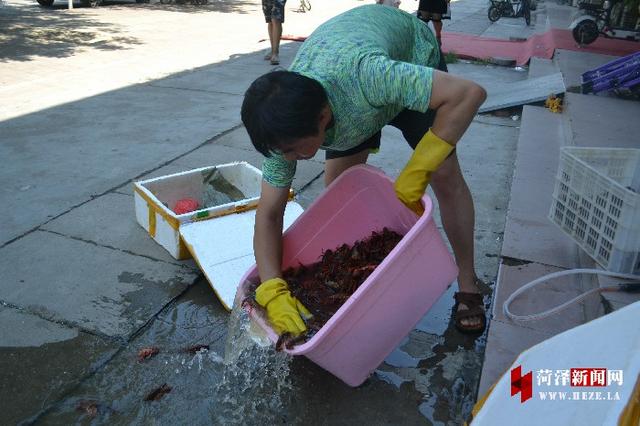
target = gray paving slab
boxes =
[149,43,300,96]
[528,57,558,78]
[447,10,493,36]
[0,307,119,425]
[545,2,577,29]
[497,107,560,195]
[479,72,565,113]
[449,61,529,88]
[555,49,618,89]
[455,123,520,231]
[477,319,553,396]
[0,231,197,338]
[502,106,578,268]
[0,84,242,247]
[566,92,640,149]
[480,15,540,40]
[42,192,195,267]
[492,262,588,334]
[503,211,579,267]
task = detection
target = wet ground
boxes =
[0,0,532,423]
[30,278,491,425]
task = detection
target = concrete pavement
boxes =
[1,0,638,424]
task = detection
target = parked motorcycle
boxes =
[570,0,640,45]
[488,0,532,25]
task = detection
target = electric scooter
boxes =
[570,0,640,45]
[488,0,532,26]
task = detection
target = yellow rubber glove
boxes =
[394,129,454,216]
[255,278,312,336]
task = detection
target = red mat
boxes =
[258,34,308,43]
[261,30,638,66]
[442,29,640,66]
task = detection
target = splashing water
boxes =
[211,302,294,425]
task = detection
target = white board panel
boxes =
[479,72,565,113]
[180,202,304,310]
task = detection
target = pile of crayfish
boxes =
[251,227,403,349]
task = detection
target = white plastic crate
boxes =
[549,147,640,274]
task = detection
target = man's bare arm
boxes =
[254,179,290,282]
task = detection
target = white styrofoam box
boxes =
[133,162,304,310]
[549,147,640,274]
[133,162,263,259]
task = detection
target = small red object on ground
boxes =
[75,400,99,418]
[137,347,159,362]
[173,198,199,215]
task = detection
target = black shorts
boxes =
[419,0,448,15]
[326,53,448,160]
[263,0,286,23]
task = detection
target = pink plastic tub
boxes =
[237,165,458,387]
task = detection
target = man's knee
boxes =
[431,72,487,113]
[431,154,465,195]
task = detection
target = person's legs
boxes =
[430,154,483,329]
[262,0,274,59]
[270,18,283,64]
[431,16,443,43]
[268,0,286,64]
[390,106,483,330]
[417,0,446,44]
[265,21,274,59]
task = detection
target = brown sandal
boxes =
[453,292,486,334]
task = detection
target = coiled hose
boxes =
[503,268,640,322]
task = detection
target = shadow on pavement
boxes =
[0,0,257,62]
[111,0,257,14]
[0,2,142,61]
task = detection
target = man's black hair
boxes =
[241,70,328,157]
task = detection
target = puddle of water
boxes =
[384,345,420,368]
[375,370,410,388]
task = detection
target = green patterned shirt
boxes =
[262,4,440,188]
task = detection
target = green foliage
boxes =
[472,57,493,65]
[444,51,459,64]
